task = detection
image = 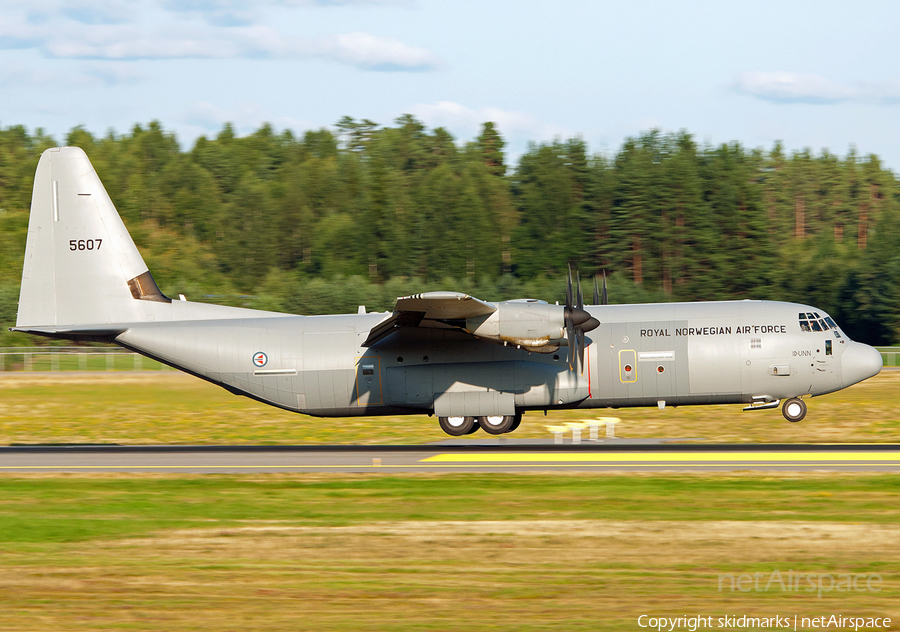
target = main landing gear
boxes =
[782,397,807,422]
[438,413,523,436]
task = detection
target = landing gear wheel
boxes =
[509,412,523,432]
[782,398,807,423]
[439,416,477,436]
[479,414,519,435]
[464,419,481,435]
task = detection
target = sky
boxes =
[2,0,900,169]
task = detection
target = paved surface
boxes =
[2,443,900,473]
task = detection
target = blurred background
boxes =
[1,119,899,347]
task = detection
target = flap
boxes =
[362,292,496,347]
[394,292,496,319]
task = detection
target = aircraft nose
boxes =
[842,342,883,387]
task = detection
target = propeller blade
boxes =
[564,264,598,372]
[576,274,584,311]
[577,328,585,368]
[593,275,600,305]
[566,319,576,370]
[601,269,609,306]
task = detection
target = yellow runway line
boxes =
[0,462,900,470]
[421,451,900,463]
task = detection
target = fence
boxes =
[2,346,899,373]
[877,348,900,368]
[0,347,170,372]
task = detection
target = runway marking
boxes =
[421,451,900,463]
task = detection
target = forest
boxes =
[1,116,899,346]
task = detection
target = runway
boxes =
[2,443,900,473]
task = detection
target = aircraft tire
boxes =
[464,419,481,435]
[782,398,807,422]
[479,415,517,435]
[509,412,523,432]
[439,416,477,436]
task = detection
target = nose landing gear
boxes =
[782,397,807,422]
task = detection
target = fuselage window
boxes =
[825,340,833,355]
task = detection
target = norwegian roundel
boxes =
[252,352,268,367]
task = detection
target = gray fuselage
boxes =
[114,299,880,418]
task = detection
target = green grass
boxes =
[0,474,898,546]
[0,474,897,631]
[1,371,899,445]
[0,352,167,372]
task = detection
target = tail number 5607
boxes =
[69,239,102,251]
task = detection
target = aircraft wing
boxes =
[362,292,496,347]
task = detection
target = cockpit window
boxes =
[799,312,841,334]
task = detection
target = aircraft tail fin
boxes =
[15,147,170,330]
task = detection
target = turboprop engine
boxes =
[465,300,596,353]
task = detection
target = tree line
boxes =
[0,117,898,346]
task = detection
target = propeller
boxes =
[575,275,586,368]
[565,264,600,371]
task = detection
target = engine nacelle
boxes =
[465,300,566,353]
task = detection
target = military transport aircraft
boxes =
[12,147,883,436]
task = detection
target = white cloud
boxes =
[312,32,437,71]
[44,27,246,59]
[0,10,439,71]
[735,71,900,106]
[735,71,856,104]
[40,27,438,71]
[408,101,573,142]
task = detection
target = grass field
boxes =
[0,371,898,445]
[0,473,897,631]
